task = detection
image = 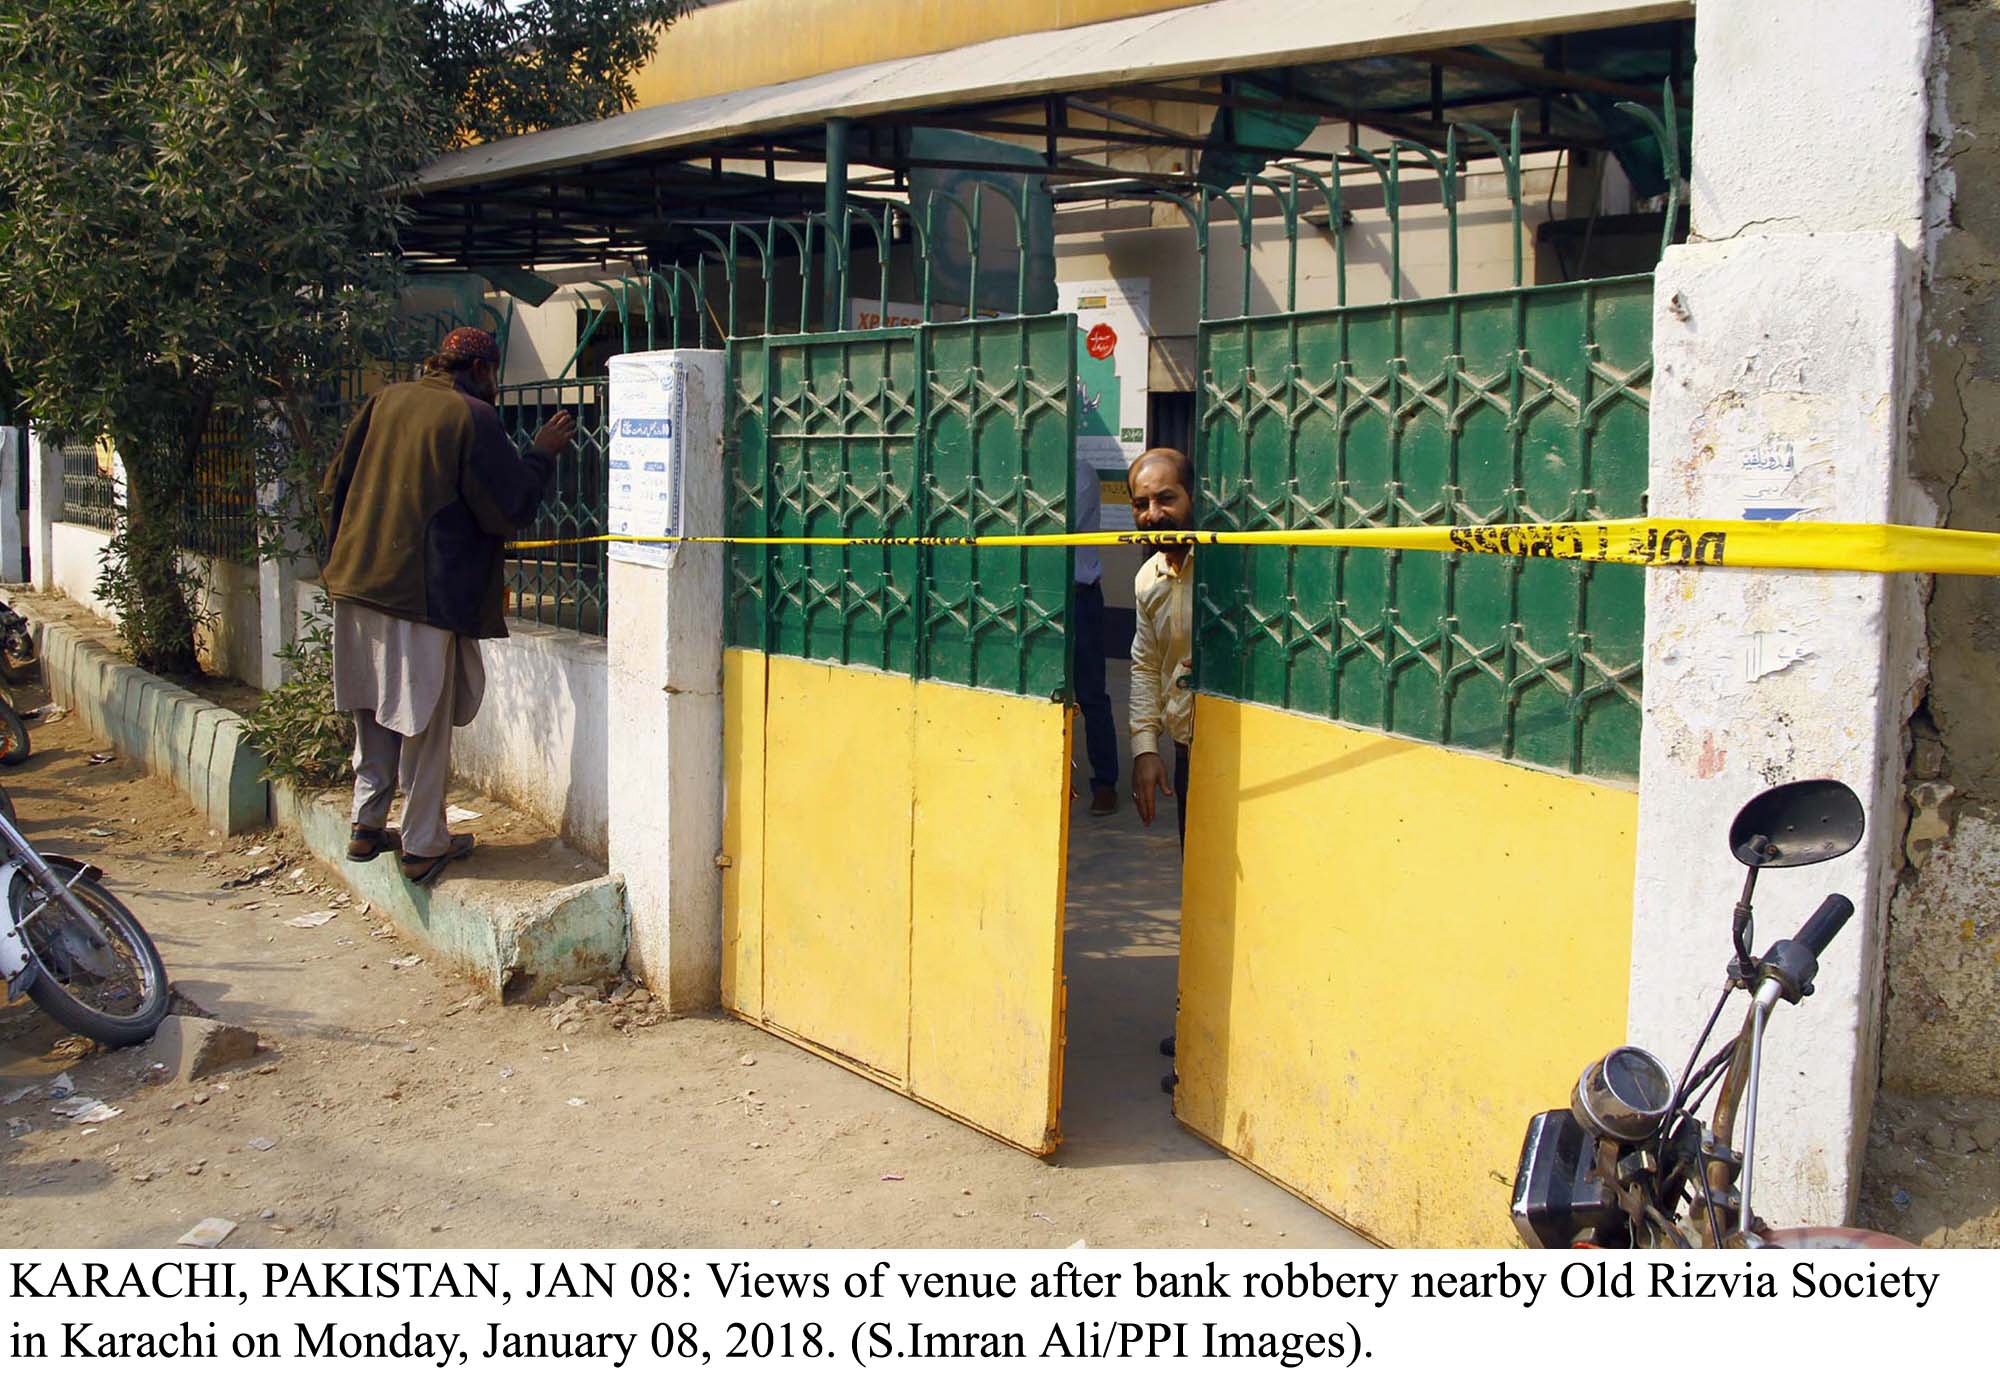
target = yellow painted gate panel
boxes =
[724,658,1071,1153]
[909,681,1071,1152]
[721,649,767,1022]
[1177,696,1637,1247]
[760,658,915,1081]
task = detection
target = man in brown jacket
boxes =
[319,327,574,883]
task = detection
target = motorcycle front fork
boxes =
[0,809,111,943]
[1697,977,1786,1246]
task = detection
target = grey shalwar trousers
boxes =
[331,601,484,860]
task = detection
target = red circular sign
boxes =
[1085,322,1118,360]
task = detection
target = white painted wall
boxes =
[48,522,117,622]
[46,525,266,684]
[501,297,581,384]
[451,621,610,861]
[1628,0,1932,1232]
[192,555,262,685]
[1691,0,1929,250]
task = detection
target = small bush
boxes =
[96,521,208,674]
[243,616,352,787]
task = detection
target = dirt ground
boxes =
[0,670,1360,1251]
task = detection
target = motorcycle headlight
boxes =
[1571,1045,1674,1144]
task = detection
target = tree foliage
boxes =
[0,0,687,669]
[421,0,692,146]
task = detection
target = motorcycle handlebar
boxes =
[1794,893,1854,959]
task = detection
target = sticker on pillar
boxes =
[1732,439,1811,522]
[607,354,689,568]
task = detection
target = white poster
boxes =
[1059,278,1151,529]
[606,356,689,568]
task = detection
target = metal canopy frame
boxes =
[398,19,1692,272]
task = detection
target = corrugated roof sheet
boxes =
[416,0,1687,192]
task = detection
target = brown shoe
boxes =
[1090,786,1119,816]
[347,825,402,861]
[400,833,475,886]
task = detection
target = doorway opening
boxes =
[1058,653,1186,1171]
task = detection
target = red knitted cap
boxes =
[438,326,500,364]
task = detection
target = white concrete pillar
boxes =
[255,479,311,689]
[604,349,727,1012]
[25,427,62,592]
[0,427,24,582]
[1629,0,1932,1229]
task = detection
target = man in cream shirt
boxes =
[1127,448,1196,846]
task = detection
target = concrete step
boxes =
[273,782,627,1003]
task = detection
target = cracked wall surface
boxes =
[1883,0,2000,1097]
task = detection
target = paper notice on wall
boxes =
[607,355,688,568]
[1060,279,1150,529]
[1732,438,1812,522]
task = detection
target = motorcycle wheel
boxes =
[0,783,14,827]
[11,870,170,1046]
[0,699,29,765]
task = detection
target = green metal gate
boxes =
[720,311,1082,1153]
[1193,275,1652,777]
[1171,99,1677,1245]
[724,314,1077,695]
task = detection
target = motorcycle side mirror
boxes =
[1728,780,1866,869]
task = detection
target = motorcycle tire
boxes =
[11,870,170,1047]
[0,699,29,766]
[0,783,14,827]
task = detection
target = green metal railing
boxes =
[55,420,255,559]
[186,409,259,562]
[550,86,1682,355]
[58,440,117,531]
[496,378,610,636]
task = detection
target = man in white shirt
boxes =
[1072,453,1120,814]
[1127,448,1195,846]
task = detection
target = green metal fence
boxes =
[726,314,1076,698]
[58,441,116,531]
[56,420,256,558]
[186,409,259,562]
[496,378,610,636]
[495,85,1676,688]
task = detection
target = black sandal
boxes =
[399,833,475,886]
[347,825,402,861]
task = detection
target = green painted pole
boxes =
[823,117,851,330]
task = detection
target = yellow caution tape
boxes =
[507,519,2000,577]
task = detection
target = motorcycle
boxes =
[0,598,34,764]
[1512,778,1909,1249]
[0,802,169,1047]
[0,598,35,681]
